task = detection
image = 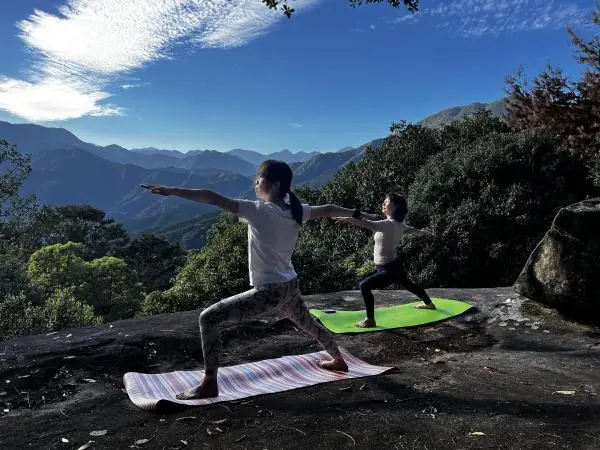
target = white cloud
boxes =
[0,77,123,122]
[369,24,376,30]
[0,0,320,122]
[392,0,589,36]
[288,122,304,128]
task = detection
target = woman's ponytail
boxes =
[288,190,303,225]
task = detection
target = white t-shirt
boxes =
[237,199,312,286]
[357,219,421,265]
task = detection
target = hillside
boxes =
[22,148,252,231]
[175,150,256,176]
[141,211,222,248]
[417,99,507,128]
[0,120,181,169]
[2,98,507,239]
[228,148,319,165]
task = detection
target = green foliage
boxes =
[405,128,592,287]
[0,140,35,223]
[143,211,220,250]
[0,292,44,339]
[85,256,143,321]
[118,234,186,292]
[293,219,372,293]
[141,290,180,316]
[142,214,248,315]
[0,288,101,340]
[27,242,88,295]
[0,251,30,299]
[42,287,102,330]
[21,205,130,259]
[26,242,142,322]
[320,121,444,212]
[592,150,600,186]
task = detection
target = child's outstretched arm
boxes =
[142,185,239,214]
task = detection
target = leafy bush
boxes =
[141,214,248,314]
[404,127,592,287]
[42,287,102,330]
[0,292,44,339]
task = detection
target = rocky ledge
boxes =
[1,288,599,449]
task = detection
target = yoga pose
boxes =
[336,193,434,328]
[144,160,370,399]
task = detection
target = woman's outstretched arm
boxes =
[310,204,378,220]
[334,217,387,232]
[142,185,239,214]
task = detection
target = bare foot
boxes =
[415,302,436,310]
[176,377,219,400]
[318,358,349,372]
[355,317,376,328]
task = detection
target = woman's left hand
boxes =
[143,184,173,196]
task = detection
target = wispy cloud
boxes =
[120,83,150,90]
[394,13,419,23]
[391,0,589,37]
[0,0,319,122]
[288,122,304,128]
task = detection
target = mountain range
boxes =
[1,99,506,237]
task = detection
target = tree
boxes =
[0,140,35,223]
[26,242,143,321]
[506,5,600,184]
[263,0,418,18]
[118,234,186,292]
[42,287,102,331]
[85,256,143,321]
[405,125,592,287]
[0,293,44,340]
[0,140,37,259]
[27,242,88,296]
[142,214,248,315]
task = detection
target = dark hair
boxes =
[258,160,303,225]
[386,192,408,222]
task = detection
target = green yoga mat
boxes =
[310,298,473,334]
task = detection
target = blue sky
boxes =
[0,0,594,154]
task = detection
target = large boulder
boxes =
[514,198,600,320]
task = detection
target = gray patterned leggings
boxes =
[199,278,342,375]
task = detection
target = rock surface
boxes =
[0,288,599,449]
[514,198,600,321]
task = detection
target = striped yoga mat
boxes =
[123,348,394,411]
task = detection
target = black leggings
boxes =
[358,258,431,319]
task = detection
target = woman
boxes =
[336,193,434,328]
[144,160,370,399]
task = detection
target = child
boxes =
[144,160,370,399]
[336,193,434,328]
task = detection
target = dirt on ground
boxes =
[0,287,599,449]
